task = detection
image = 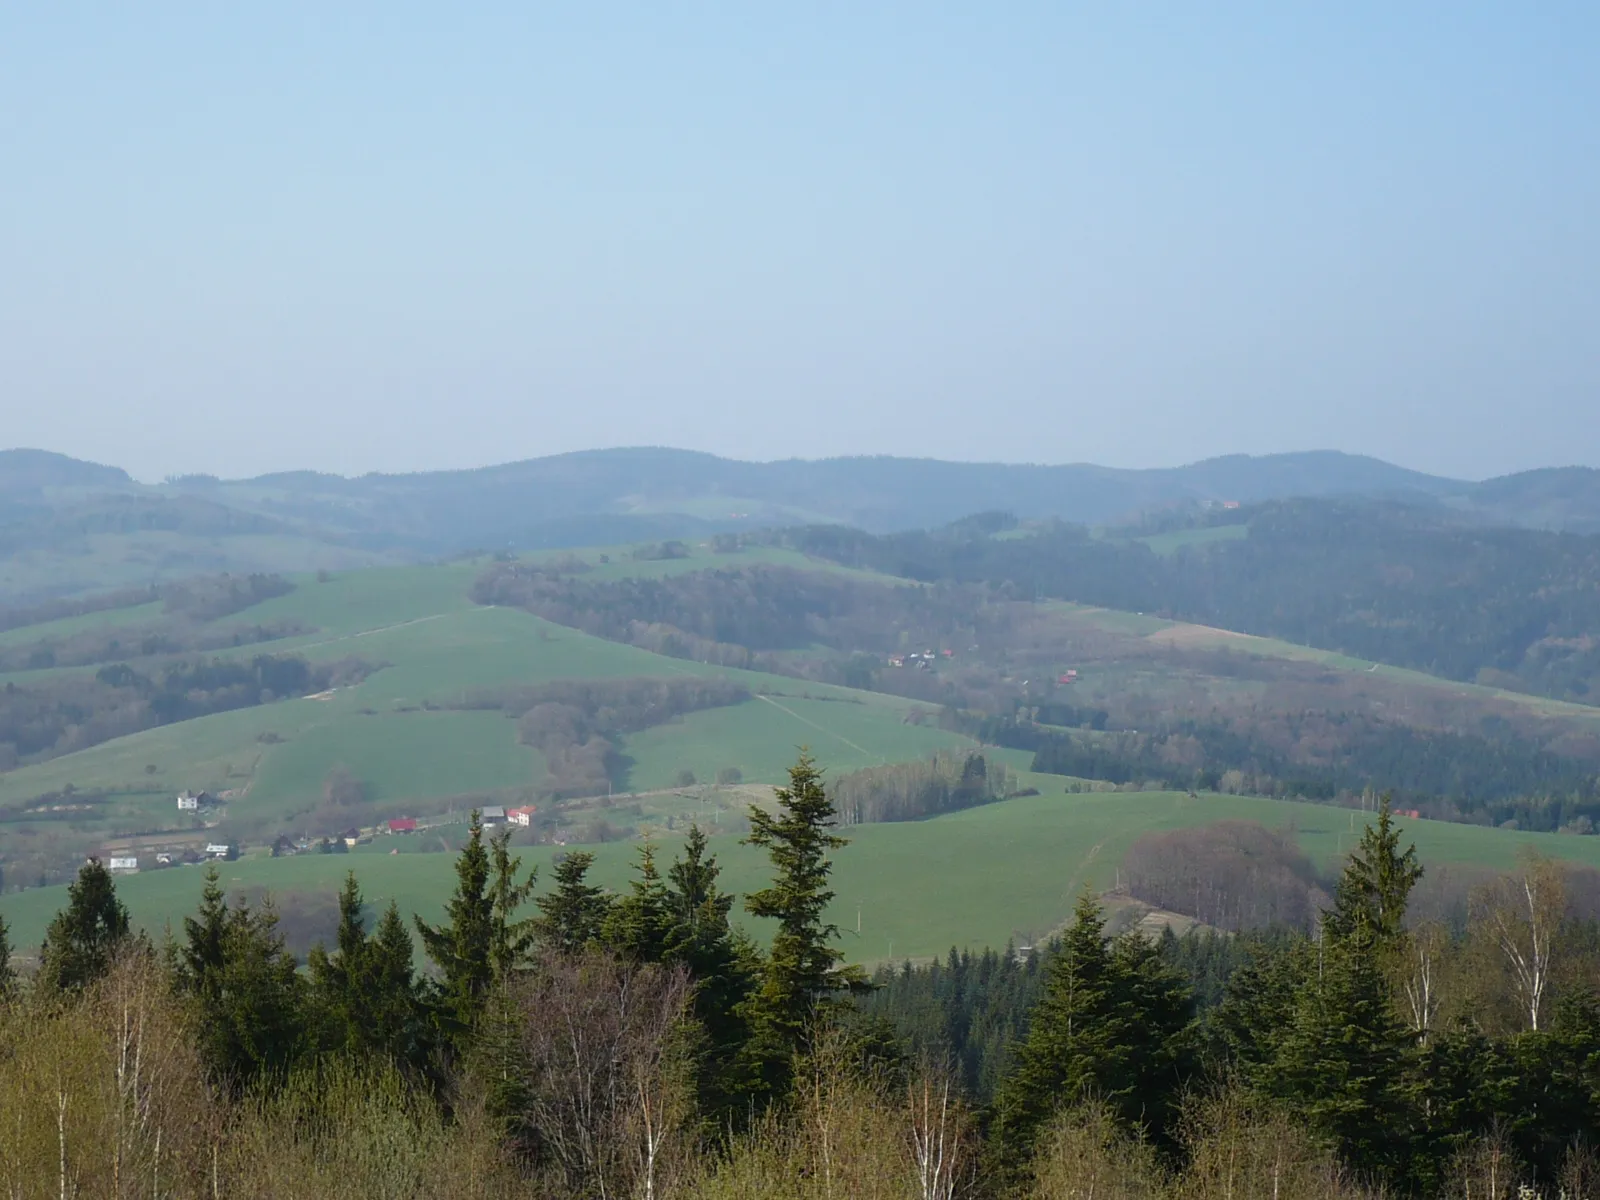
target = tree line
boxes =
[4,757,1600,1195]
[0,652,376,770]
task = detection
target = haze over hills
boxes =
[4,445,1600,602]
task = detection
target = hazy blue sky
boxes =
[2,5,1596,482]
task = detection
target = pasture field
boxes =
[6,787,1600,967]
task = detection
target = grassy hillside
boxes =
[7,787,1600,967]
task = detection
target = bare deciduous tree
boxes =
[511,949,693,1198]
[1473,853,1566,1032]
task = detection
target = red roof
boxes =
[508,805,538,818]
[388,818,417,833]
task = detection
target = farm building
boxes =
[481,806,506,824]
[108,856,139,873]
[176,790,213,811]
[507,805,538,827]
[388,818,418,834]
[204,844,232,859]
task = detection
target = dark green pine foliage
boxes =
[176,869,304,1086]
[659,826,759,1119]
[1211,935,1315,1083]
[740,752,860,1095]
[487,830,539,979]
[603,842,675,964]
[308,874,426,1066]
[864,942,1049,1103]
[1270,933,1413,1181]
[532,851,612,954]
[1266,805,1421,1183]
[1324,794,1423,946]
[39,857,131,992]
[992,892,1193,1154]
[414,812,494,1038]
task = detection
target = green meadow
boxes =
[6,788,1600,967]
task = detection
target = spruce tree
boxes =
[741,752,860,1095]
[603,842,675,964]
[1325,793,1422,946]
[531,851,612,954]
[180,866,229,1000]
[366,901,425,1066]
[993,892,1192,1152]
[1270,933,1412,1179]
[39,857,131,992]
[662,827,758,1119]
[487,829,538,979]
[415,812,494,1035]
[308,872,372,1055]
[179,890,304,1086]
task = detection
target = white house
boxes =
[177,793,199,811]
[507,805,537,827]
[108,856,139,872]
[204,843,231,859]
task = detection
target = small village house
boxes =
[108,856,139,872]
[507,805,538,827]
[387,817,418,834]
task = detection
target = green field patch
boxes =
[243,709,541,822]
[620,697,967,790]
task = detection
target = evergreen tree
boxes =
[992,892,1193,1154]
[308,872,373,1055]
[39,857,131,992]
[740,752,859,1092]
[660,826,759,1119]
[532,851,612,954]
[179,866,228,999]
[177,887,304,1087]
[1269,932,1413,1180]
[603,842,674,964]
[415,812,494,1036]
[366,901,426,1066]
[487,829,538,979]
[1325,793,1423,946]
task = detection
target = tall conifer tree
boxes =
[39,857,130,992]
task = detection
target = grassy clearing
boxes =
[1136,524,1250,556]
[620,698,964,790]
[9,787,1600,966]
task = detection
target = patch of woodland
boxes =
[0,653,378,769]
[450,676,751,800]
[830,751,1024,825]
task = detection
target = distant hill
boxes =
[3,444,1599,600]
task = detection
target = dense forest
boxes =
[4,758,1600,1197]
[952,709,1600,831]
[777,500,1600,704]
[0,652,376,771]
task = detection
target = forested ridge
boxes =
[4,757,1600,1196]
[778,500,1600,704]
[476,557,1600,831]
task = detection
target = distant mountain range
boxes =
[3,446,1599,602]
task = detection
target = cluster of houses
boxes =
[887,649,954,670]
[105,842,235,873]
